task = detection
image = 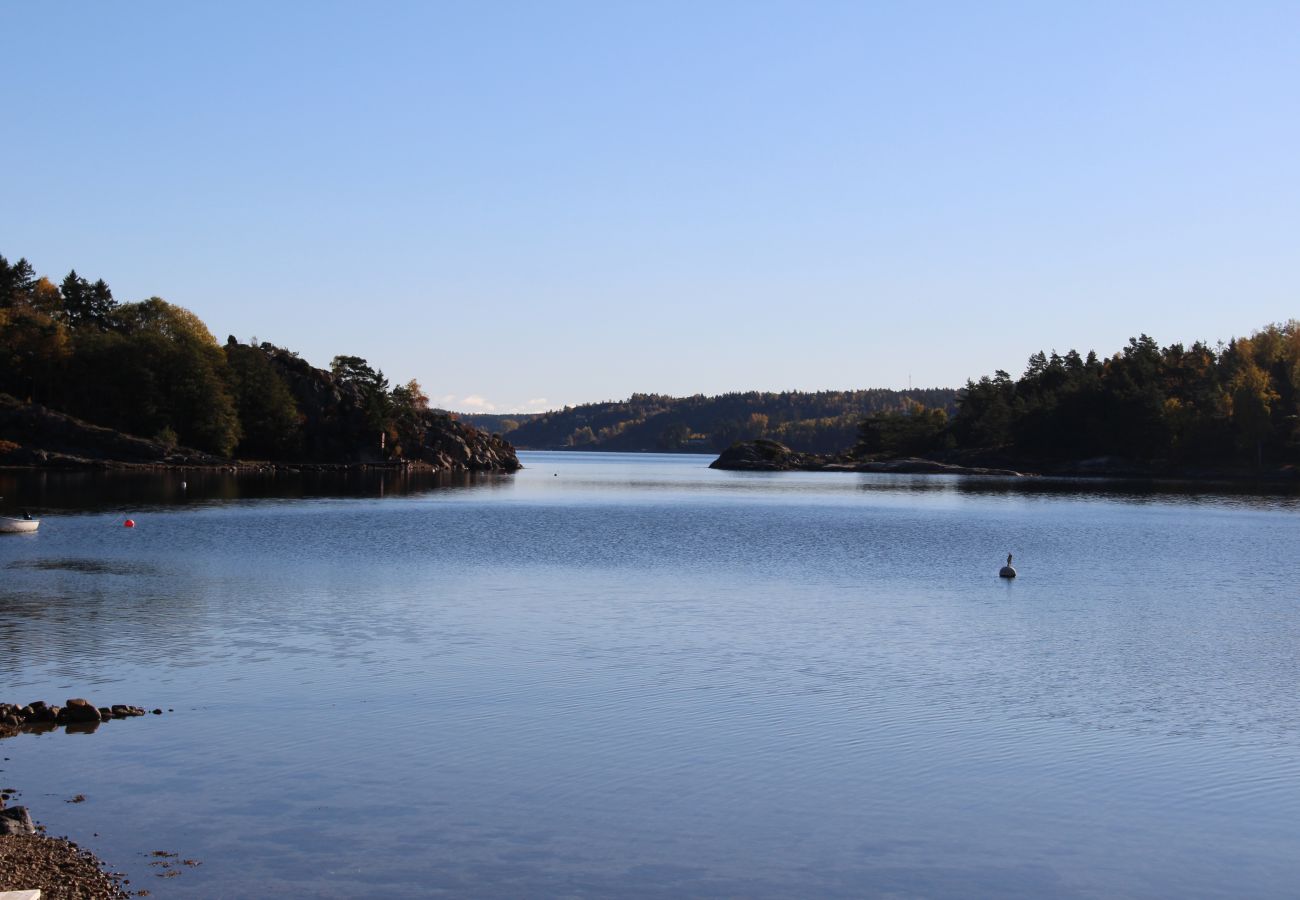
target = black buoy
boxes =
[999,553,1017,579]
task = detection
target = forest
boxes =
[0,252,507,466]
[857,327,1300,469]
[6,250,1296,471]
[486,389,958,453]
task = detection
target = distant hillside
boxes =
[467,390,957,454]
[449,412,538,436]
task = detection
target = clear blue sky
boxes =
[4,2,1297,413]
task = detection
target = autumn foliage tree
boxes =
[948,323,1300,468]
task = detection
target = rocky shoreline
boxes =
[709,440,1029,476]
[1,698,163,897]
[0,393,522,474]
[709,439,1300,484]
[0,700,159,738]
[0,833,131,899]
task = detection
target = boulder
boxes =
[61,698,102,723]
[0,806,36,836]
[26,704,56,723]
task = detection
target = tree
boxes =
[389,379,431,457]
[856,402,949,456]
[59,270,117,329]
[657,421,691,450]
[330,354,391,433]
[0,281,71,403]
[79,297,244,455]
[0,255,36,309]
[225,341,302,459]
[1226,344,1277,467]
[567,425,596,446]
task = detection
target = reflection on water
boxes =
[0,466,515,514]
[0,451,1298,898]
[7,558,161,576]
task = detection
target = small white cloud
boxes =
[520,398,555,413]
[459,395,497,412]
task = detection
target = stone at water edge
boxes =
[0,806,36,835]
[61,699,101,723]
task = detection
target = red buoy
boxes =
[124,519,135,528]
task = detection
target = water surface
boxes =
[1,453,1298,897]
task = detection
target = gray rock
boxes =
[0,806,36,835]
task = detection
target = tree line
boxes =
[856,326,1300,468]
[10,250,1292,469]
[487,389,958,453]
[0,252,440,461]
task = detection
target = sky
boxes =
[3,2,1298,413]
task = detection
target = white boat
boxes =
[0,516,39,534]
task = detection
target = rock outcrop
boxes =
[710,440,1028,476]
[256,344,520,472]
[0,393,223,467]
[709,439,820,471]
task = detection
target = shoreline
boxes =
[0,833,132,899]
[708,440,1300,486]
[0,457,521,474]
[1,701,172,897]
[0,394,524,475]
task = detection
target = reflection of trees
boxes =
[851,475,1300,505]
[0,468,503,514]
[0,580,211,690]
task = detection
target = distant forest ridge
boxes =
[462,316,1300,471]
[456,389,958,453]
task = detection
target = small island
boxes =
[710,439,1027,476]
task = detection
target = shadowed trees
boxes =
[856,401,950,456]
[64,297,242,455]
[0,251,476,463]
[225,339,302,458]
[940,324,1300,468]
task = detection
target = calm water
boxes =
[2,453,1299,898]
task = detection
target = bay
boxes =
[1,452,1299,897]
